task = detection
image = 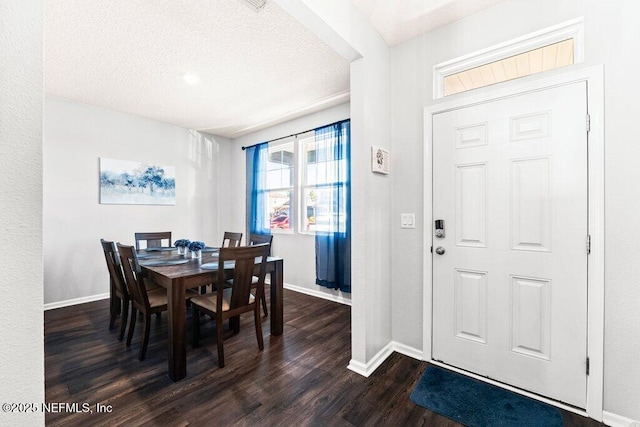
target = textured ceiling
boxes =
[350,0,508,46]
[45,0,350,138]
[45,0,508,139]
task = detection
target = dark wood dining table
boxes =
[138,248,284,382]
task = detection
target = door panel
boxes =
[432,82,588,407]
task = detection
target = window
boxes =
[300,131,348,233]
[247,121,350,236]
[265,140,295,232]
[246,120,351,292]
[443,39,574,96]
[434,18,584,98]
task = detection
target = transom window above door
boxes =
[443,39,574,96]
[434,18,584,98]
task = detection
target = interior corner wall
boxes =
[352,53,393,364]
[229,102,351,302]
[0,0,45,424]
[389,0,640,421]
[284,0,393,366]
[43,97,234,306]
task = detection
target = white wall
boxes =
[0,0,45,425]
[390,0,640,421]
[230,102,351,303]
[43,97,234,305]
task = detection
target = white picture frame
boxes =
[371,146,390,174]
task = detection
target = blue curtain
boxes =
[315,120,351,293]
[245,142,271,236]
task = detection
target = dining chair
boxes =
[248,233,273,316]
[100,239,130,341]
[221,231,243,248]
[191,243,270,368]
[117,243,198,360]
[134,231,172,250]
[248,233,273,254]
[199,231,244,295]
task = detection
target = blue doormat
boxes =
[410,366,563,427]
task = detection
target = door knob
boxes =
[435,246,445,255]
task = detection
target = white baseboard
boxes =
[347,341,422,377]
[283,282,351,306]
[603,411,640,427]
[348,342,395,377]
[392,341,423,360]
[44,292,109,311]
[346,359,369,377]
[44,281,351,311]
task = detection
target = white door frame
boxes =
[422,64,604,420]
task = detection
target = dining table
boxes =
[137,247,284,382]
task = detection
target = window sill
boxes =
[269,228,294,235]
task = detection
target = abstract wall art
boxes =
[99,158,176,205]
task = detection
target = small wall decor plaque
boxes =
[371,146,390,174]
[99,157,176,205]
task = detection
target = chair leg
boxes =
[192,306,201,348]
[118,299,129,341]
[261,295,268,317]
[230,315,240,334]
[127,307,137,346]
[109,281,120,329]
[217,316,225,368]
[254,306,264,351]
[109,294,119,329]
[139,313,151,361]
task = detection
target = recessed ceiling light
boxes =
[182,73,200,85]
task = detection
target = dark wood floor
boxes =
[45,289,602,426]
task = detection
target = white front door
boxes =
[432,82,588,408]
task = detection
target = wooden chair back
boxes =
[100,239,128,300]
[117,242,192,360]
[221,231,243,248]
[248,233,273,315]
[217,243,270,313]
[134,231,172,250]
[101,238,131,339]
[249,233,273,256]
[117,243,150,312]
[191,243,270,367]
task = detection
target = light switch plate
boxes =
[400,213,415,229]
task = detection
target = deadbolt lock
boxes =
[435,219,445,238]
